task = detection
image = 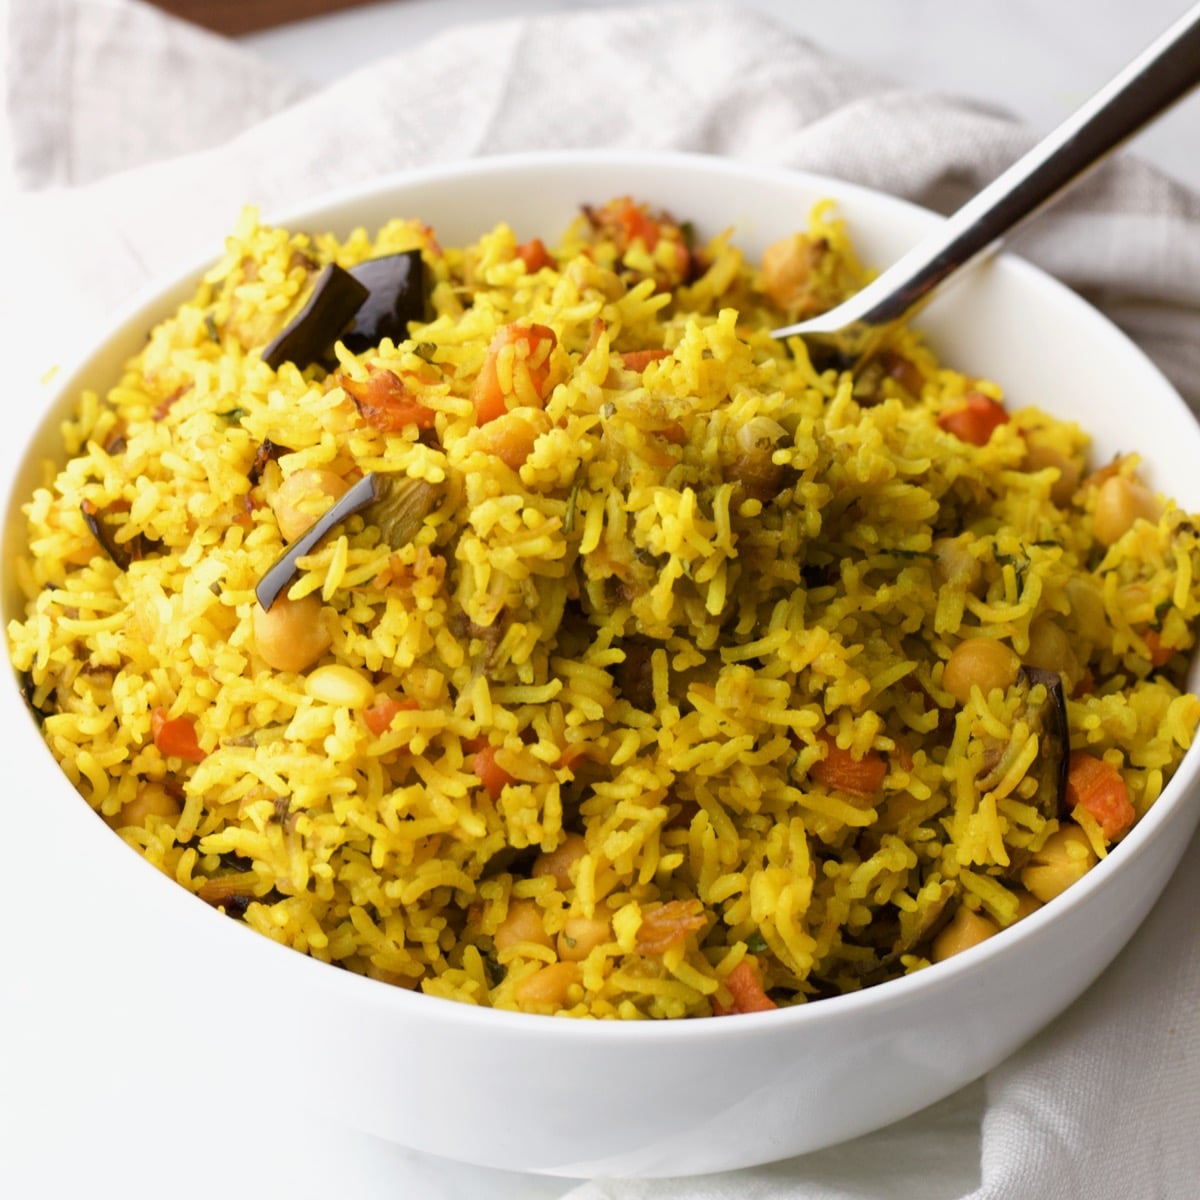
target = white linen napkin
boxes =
[3,2,1198,1198]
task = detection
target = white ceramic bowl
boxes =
[4,151,1200,1179]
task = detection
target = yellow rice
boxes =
[8,196,1200,1019]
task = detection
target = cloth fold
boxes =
[3,2,1198,1197]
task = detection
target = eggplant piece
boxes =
[255,472,441,610]
[261,264,369,371]
[342,251,426,354]
[80,499,159,569]
[1015,665,1070,820]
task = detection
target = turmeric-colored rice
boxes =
[8,196,1200,1018]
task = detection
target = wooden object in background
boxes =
[147,1,388,37]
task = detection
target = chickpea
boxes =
[931,906,1000,962]
[112,782,181,829]
[761,234,821,311]
[1092,476,1162,547]
[493,898,553,953]
[932,535,982,592]
[942,638,1020,705]
[1065,576,1107,644]
[305,664,375,709]
[478,409,552,471]
[272,468,349,542]
[532,833,588,890]
[252,593,331,673]
[1011,889,1044,921]
[1021,824,1097,903]
[1026,616,1078,680]
[514,961,579,1007]
[1022,439,1082,507]
[557,916,611,962]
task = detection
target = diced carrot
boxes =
[471,744,515,800]
[619,348,671,372]
[1141,628,1175,667]
[657,419,688,445]
[515,237,554,273]
[471,323,557,425]
[810,732,887,798]
[937,391,1009,446]
[1066,750,1135,841]
[363,696,419,736]
[608,197,662,251]
[713,959,777,1015]
[341,366,437,432]
[150,707,206,763]
[634,899,706,955]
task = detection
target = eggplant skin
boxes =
[262,264,369,371]
[1017,665,1070,819]
[343,251,427,354]
[260,253,427,370]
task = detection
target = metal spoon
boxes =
[771,2,1200,360]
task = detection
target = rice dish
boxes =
[8,196,1200,1018]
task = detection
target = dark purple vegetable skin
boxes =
[261,264,368,370]
[1016,665,1070,819]
[260,252,427,370]
[342,251,426,353]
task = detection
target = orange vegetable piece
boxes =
[619,348,671,372]
[1067,750,1135,841]
[515,237,554,273]
[937,391,1009,446]
[150,707,206,763]
[810,733,887,798]
[471,744,515,800]
[471,323,557,425]
[341,366,437,433]
[634,899,706,955]
[363,697,419,736]
[713,959,777,1015]
[1141,628,1175,667]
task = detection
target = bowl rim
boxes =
[6,147,1200,1044]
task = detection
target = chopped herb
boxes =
[262,263,369,371]
[563,477,581,535]
[745,932,768,953]
[217,406,246,426]
[204,312,220,343]
[413,341,439,362]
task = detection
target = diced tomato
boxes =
[713,959,777,1015]
[619,348,671,372]
[937,391,1009,446]
[1067,750,1135,841]
[515,237,554,273]
[471,323,558,425]
[1141,628,1175,667]
[634,899,706,955]
[150,707,206,763]
[810,732,887,798]
[471,744,515,800]
[363,696,419,736]
[341,366,437,433]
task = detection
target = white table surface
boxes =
[2,2,1198,1197]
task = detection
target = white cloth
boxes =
[2,2,1198,1197]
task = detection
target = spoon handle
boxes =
[781,3,1200,337]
